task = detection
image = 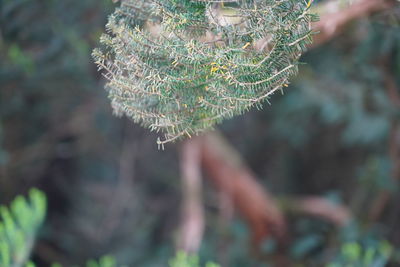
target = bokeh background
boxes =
[1,0,400,266]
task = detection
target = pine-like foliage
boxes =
[93,0,317,145]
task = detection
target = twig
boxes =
[311,0,396,47]
[177,137,205,253]
[199,132,287,247]
[288,196,352,227]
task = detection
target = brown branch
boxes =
[216,189,234,266]
[288,196,352,227]
[311,0,396,47]
[174,0,397,255]
[198,132,287,247]
[177,137,205,253]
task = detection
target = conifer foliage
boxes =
[93,0,317,145]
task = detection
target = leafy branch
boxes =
[93,0,317,146]
[0,188,46,267]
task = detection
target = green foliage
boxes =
[23,255,118,267]
[169,251,219,267]
[93,0,317,145]
[327,240,393,267]
[48,256,118,267]
[1,0,400,266]
[0,188,46,267]
[7,44,35,74]
[269,15,400,148]
[85,255,118,267]
[0,189,117,267]
[0,189,222,267]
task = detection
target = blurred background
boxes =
[1,0,400,266]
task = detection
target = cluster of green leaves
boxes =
[31,256,118,267]
[327,240,393,267]
[0,188,46,267]
[0,189,220,267]
[93,0,317,146]
[0,188,118,267]
[169,252,219,267]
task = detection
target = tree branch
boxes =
[311,0,396,47]
[177,138,205,253]
[199,132,287,247]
